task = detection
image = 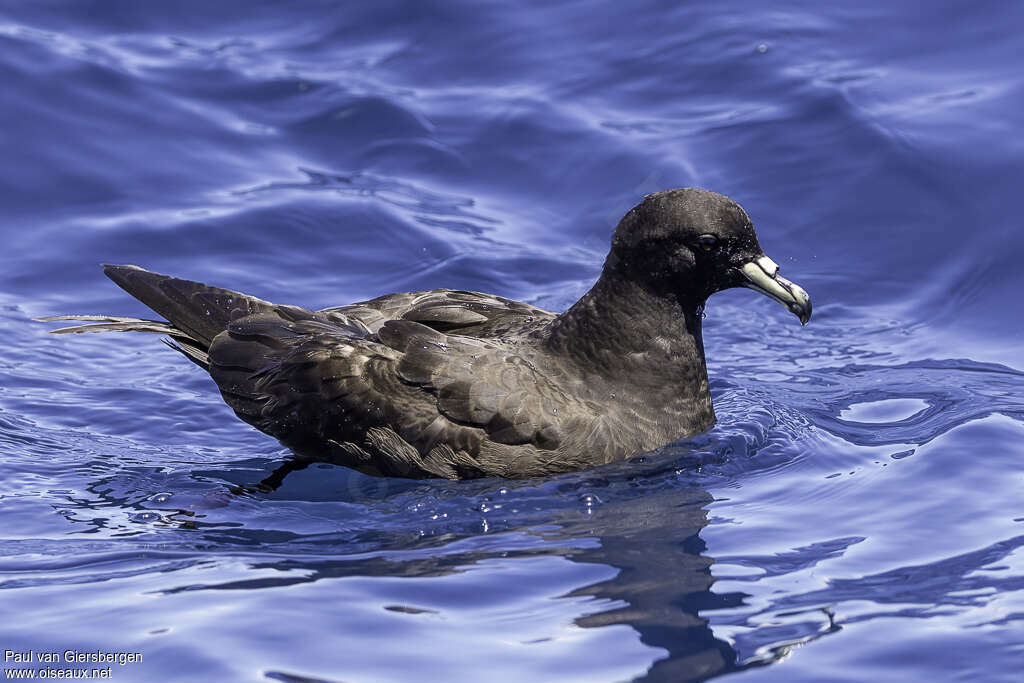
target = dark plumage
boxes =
[40,188,811,479]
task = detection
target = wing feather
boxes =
[204,290,577,477]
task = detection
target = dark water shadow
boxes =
[192,455,842,681]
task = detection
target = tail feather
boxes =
[37,314,211,369]
[161,338,210,369]
[37,265,276,371]
[102,264,272,347]
[36,315,176,335]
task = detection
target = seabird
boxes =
[40,188,811,479]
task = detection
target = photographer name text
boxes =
[5,651,140,667]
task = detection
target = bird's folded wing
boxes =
[205,303,579,477]
[377,319,569,449]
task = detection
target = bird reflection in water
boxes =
[225,457,840,681]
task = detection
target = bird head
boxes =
[606,188,811,324]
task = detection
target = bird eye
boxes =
[696,234,719,251]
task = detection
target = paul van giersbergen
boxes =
[4,650,141,665]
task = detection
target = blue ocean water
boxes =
[2,1,1023,680]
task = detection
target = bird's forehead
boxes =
[648,190,751,232]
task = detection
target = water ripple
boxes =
[3,1,1024,680]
